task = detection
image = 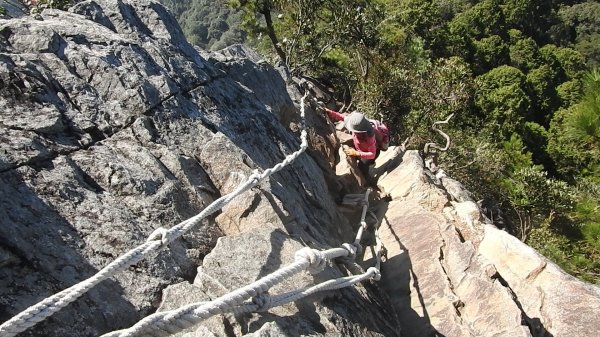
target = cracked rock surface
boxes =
[374,149,600,337]
[0,1,398,336]
[2,1,599,337]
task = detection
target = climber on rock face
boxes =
[321,107,390,187]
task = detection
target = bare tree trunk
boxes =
[261,9,287,65]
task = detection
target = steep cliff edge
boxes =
[373,149,600,337]
[1,1,599,337]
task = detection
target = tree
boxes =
[553,46,587,79]
[558,1,600,67]
[473,35,509,74]
[387,0,449,55]
[231,0,288,63]
[475,65,530,138]
[548,69,600,179]
[501,0,556,40]
[526,64,560,121]
[509,35,543,72]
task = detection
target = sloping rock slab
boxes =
[157,227,401,336]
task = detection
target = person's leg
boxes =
[348,157,368,188]
[360,158,380,186]
[358,159,370,178]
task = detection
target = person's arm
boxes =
[345,137,377,159]
[357,140,377,160]
[324,108,345,122]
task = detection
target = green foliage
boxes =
[376,19,407,49]
[473,35,508,73]
[526,64,559,119]
[447,0,505,60]
[556,80,583,107]
[503,166,574,215]
[185,0,600,283]
[32,0,72,11]
[475,65,530,137]
[548,69,600,179]
[159,0,246,50]
[557,1,600,67]
[388,0,448,54]
[509,36,542,72]
[577,194,600,250]
[552,46,586,79]
[400,56,473,144]
[501,0,536,28]
[520,121,552,168]
[527,221,600,284]
[501,0,554,40]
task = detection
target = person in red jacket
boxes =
[323,107,379,185]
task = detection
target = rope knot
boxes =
[367,267,382,281]
[147,227,171,246]
[247,169,262,185]
[295,247,327,274]
[341,243,357,261]
[252,293,272,312]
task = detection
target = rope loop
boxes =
[249,170,261,184]
[251,293,272,312]
[294,247,327,274]
[341,243,357,261]
[367,267,381,281]
[147,227,170,246]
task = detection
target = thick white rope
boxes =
[263,267,381,309]
[2,92,385,337]
[0,240,161,337]
[104,268,379,337]
[353,188,372,247]
[0,93,310,337]
[104,247,380,337]
[101,247,349,337]
[104,184,383,337]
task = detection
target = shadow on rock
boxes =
[380,215,447,337]
[0,169,139,337]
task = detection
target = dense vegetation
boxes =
[159,0,247,50]
[219,0,600,283]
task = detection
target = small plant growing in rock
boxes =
[28,0,73,14]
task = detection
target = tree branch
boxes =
[424,113,454,154]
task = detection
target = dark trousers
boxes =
[357,149,380,181]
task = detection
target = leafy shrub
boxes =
[31,0,72,12]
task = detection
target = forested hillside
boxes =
[222,0,600,284]
[158,0,246,50]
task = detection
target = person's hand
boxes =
[344,147,360,157]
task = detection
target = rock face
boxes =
[0,1,394,336]
[1,1,599,337]
[373,149,600,337]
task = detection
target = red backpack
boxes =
[369,119,390,151]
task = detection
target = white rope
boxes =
[0,93,310,337]
[0,240,160,337]
[353,188,372,246]
[103,185,383,337]
[2,91,385,337]
[101,247,350,337]
[104,268,379,337]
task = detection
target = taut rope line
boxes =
[0,93,310,337]
[1,95,384,337]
